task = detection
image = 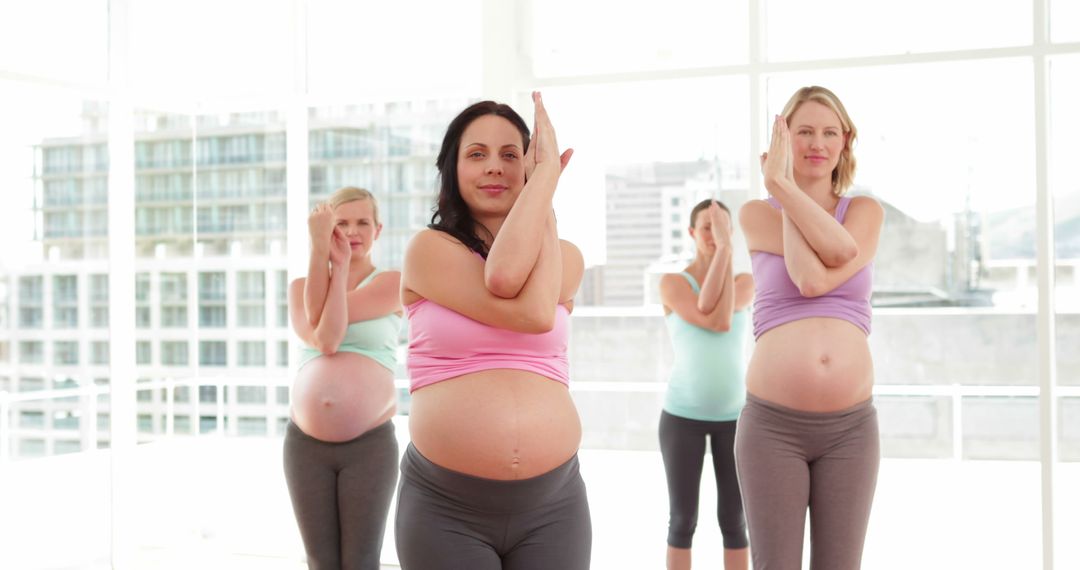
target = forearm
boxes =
[782,213,828,297]
[700,254,735,331]
[485,163,560,297]
[769,179,857,266]
[508,216,562,329]
[696,243,731,313]
[303,244,331,326]
[311,266,348,352]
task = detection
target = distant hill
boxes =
[986,192,1080,259]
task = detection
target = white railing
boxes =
[1,379,1077,464]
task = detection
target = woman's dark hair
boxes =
[689,198,730,227]
[429,100,531,258]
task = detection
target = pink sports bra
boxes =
[406,298,570,392]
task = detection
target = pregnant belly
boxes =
[291,351,397,442]
[409,369,582,480]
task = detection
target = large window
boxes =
[0,2,1075,569]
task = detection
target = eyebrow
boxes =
[796,124,841,130]
[463,142,522,151]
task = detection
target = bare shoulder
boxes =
[406,228,467,252]
[739,199,777,221]
[404,229,478,267]
[845,195,885,228]
[371,269,402,284]
[740,199,781,251]
[658,272,691,295]
[847,195,885,216]
[559,239,584,268]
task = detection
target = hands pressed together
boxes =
[760,114,795,193]
[309,202,350,270]
[523,91,574,182]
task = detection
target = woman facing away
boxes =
[658,199,754,570]
[285,186,403,570]
[735,86,885,570]
[394,92,589,570]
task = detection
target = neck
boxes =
[473,214,506,248]
[348,256,375,282]
[686,252,711,275]
[794,172,838,210]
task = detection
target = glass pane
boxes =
[1052,53,1080,568]
[308,0,481,98]
[541,78,751,306]
[0,1,107,84]
[766,61,1040,567]
[1053,0,1080,43]
[129,0,292,98]
[767,0,1031,62]
[308,99,467,272]
[532,0,748,77]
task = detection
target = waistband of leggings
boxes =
[743,392,875,428]
[286,417,395,446]
[401,442,580,514]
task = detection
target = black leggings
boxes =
[395,443,592,569]
[658,410,748,550]
[283,419,399,570]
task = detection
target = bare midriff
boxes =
[409,369,582,480]
[290,352,397,442]
[746,317,873,412]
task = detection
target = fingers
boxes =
[560,148,574,171]
[532,91,560,164]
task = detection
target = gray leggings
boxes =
[283,419,399,570]
[395,443,592,570]
[734,394,879,570]
[658,411,747,549]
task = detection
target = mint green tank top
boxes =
[663,272,750,421]
[297,269,402,372]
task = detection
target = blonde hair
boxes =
[328,186,380,225]
[780,86,858,196]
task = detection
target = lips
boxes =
[806,156,828,164]
[479,184,508,195]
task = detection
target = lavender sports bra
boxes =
[750,196,873,339]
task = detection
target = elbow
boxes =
[709,320,732,333]
[521,306,557,334]
[822,244,859,268]
[485,271,525,299]
[796,279,825,298]
[311,333,342,355]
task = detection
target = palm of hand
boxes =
[328,230,351,267]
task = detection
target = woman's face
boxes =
[788,100,846,184]
[689,206,730,254]
[333,198,380,258]
[456,114,526,218]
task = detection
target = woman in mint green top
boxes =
[658,199,755,570]
[284,186,403,570]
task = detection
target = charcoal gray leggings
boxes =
[395,443,592,570]
[283,419,399,570]
[658,411,747,549]
[734,394,879,570]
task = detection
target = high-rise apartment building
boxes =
[1,100,465,458]
[601,160,749,306]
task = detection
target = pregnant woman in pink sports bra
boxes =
[285,187,402,570]
[394,93,589,570]
[736,86,885,570]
